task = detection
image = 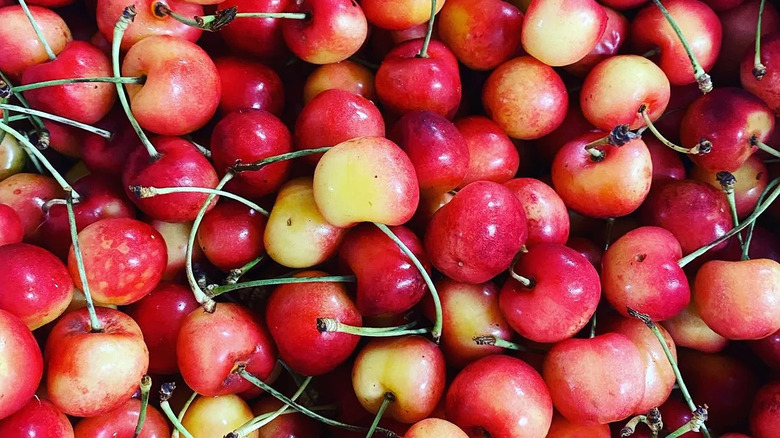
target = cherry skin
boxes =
[750,381,780,438]
[0,173,64,240]
[535,99,598,164]
[352,335,446,424]
[504,178,570,246]
[404,418,468,438]
[750,328,780,370]
[360,0,443,30]
[0,309,43,420]
[217,0,290,60]
[0,5,71,80]
[0,243,74,330]
[546,413,610,438]
[303,60,376,103]
[214,56,284,117]
[501,243,601,343]
[251,397,320,438]
[521,0,608,67]
[646,136,686,183]
[150,220,205,280]
[446,354,553,438]
[715,0,780,81]
[177,302,277,397]
[552,132,653,219]
[437,0,523,71]
[375,39,462,120]
[265,271,361,376]
[389,110,469,196]
[0,204,23,246]
[123,136,219,222]
[0,135,26,182]
[455,116,520,187]
[21,40,114,124]
[96,0,202,50]
[281,0,368,64]
[340,224,429,317]
[211,109,292,199]
[197,201,267,272]
[482,56,568,140]
[689,154,769,218]
[565,6,629,77]
[122,35,220,136]
[43,120,82,157]
[45,307,149,417]
[656,396,703,438]
[424,180,527,284]
[742,32,780,115]
[124,282,199,375]
[181,394,257,438]
[73,398,170,438]
[0,398,73,437]
[81,111,138,176]
[681,87,775,172]
[661,304,729,353]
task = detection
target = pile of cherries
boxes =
[0,0,780,436]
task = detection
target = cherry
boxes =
[0,5,71,80]
[455,116,520,187]
[0,173,64,239]
[149,220,205,280]
[214,56,284,117]
[303,60,376,103]
[646,136,686,183]
[73,398,170,438]
[690,154,769,218]
[547,413,610,438]
[0,398,73,437]
[404,418,468,438]
[661,304,729,353]
[565,6,629,77]
[81,110,138,176]
[0,309,43,420]
[217,0,290,60]
[197,201,267,272]
[715,0,780,81]
[741,32,780,114]
[96,0,202,50]
[750,380,780,438]
[360,0,443,30]
[0,135,26,181]
[251,396,321,438]
[181,394,256,438]
[504,178,570,246]
[750,328,780,370]
[281,0,368,64]
[0,203,23,246]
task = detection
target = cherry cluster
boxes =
[0,0,779,437]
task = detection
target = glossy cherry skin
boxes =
[660,304,729,353]
[639,179,732,255]
[438,0,523,70]
[655,396,703,438]
[266,271,361,376]
[45,307,149,417]
[694,259,780,340]
[197,201,267,272]
[177,303,277,397]
[424,180,527,284]
[0,173,65,239]
[123,136,219,222]
[750,381,780,438]
[0,135,26,182]
[631,0,722,86]
[376,39,462,120]
[211,109,292,199]
[0,243,74,330]
[0,5,71,79]
[217,0,290,60]
[67,218,166,306]
[404,418,468,438]
[601,226,690,321]
[504,178,570,246]
[742,32,780,115]
[546,413,610,438]
[21,41,114,124]
[552,132,652,219]
[446,354,553,438]
[73,398,170,438]
[303,60,376,103]
[124,282,199,375]
[646,136,686,183]
[0,398,73,437]
[501,243,601,343]
[681,87,775,172]
[252,397,320,438]
[282,0,368,64]
[565,6,629,77]
[0,204,23,246]
[483,56,567,140]
[214,56,284,117]
[455,116,520,187]
[0,309,42,420]
[295,89,385,166]
[534,100,598,164]
[544,333,644,425]
[690,154,768,218]
[96,0,202,50]
[181,394,257,438]
[750,328,780,370]
[360,0,443,30]
[81,112,138,176]
[150,220,205,280]
[716,0,780,81]
[389,111,469,196]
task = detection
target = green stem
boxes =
[67,193,102,332]
[184,136,211,158]
[316,318,430,337]
[752,138,780,158]
[230,376,312,438]
[153,2,237,32]
[742,177,780,261]
[160,401,195,438]
[209,275,356,298]
[231,147,332,173]
[225,255,265,285]
[604,217,616,251]
[18,0,56,61]
[716,171,743,249]
[0,71,46,132]
[365,394,394,438]
[417,0,437,58]
[472,335,526,351]
[0,103,112,138]
[12,76,145,93]
[372,222,442,343]
[753,0,767,79]
[235,12,309,19]
[132,375,152,438]
[639,105,709,154]
[171,390,198,438]
[129,185,269,216]
[649,0,712,93]
[238,369,400,438]
[112,6,160,161]
[620,414,647,437]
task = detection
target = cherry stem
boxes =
[751,137,780,158]
[472,335,526,351]
[231,146,332,173]
[626,308,712,438]
[509,252,535,288]
[184,136,211,158]
[230,376,312,438]
[678,178,780,268]
[743,177,780,261]
[225,255,265,285]
[589,312,597,338]
[129,185,269,216]
[604,217,616,251]
[159,383,196,438]
[0,120,79,198]
[649,0,712,93]
[716,171,744,248]
[238,368,401,438]
[235,12,309,19]
[18,0,56,61]
[639,105,710,154]
[208,275,356,298]
[0,71,47,133]
[154,3,237,32]
[11,76,146,93]
[754,0,768,79]
[67,193,103,332]
[417,0,437,58]
[0,103,112,138]
[620,414,647,437]
[132,375,152,438]
[113,6,160,161]
[372,222,442,343]
[171,390,198,438]
[664,406,709,438]
[316,318,429,337]
[366,394,395,438]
